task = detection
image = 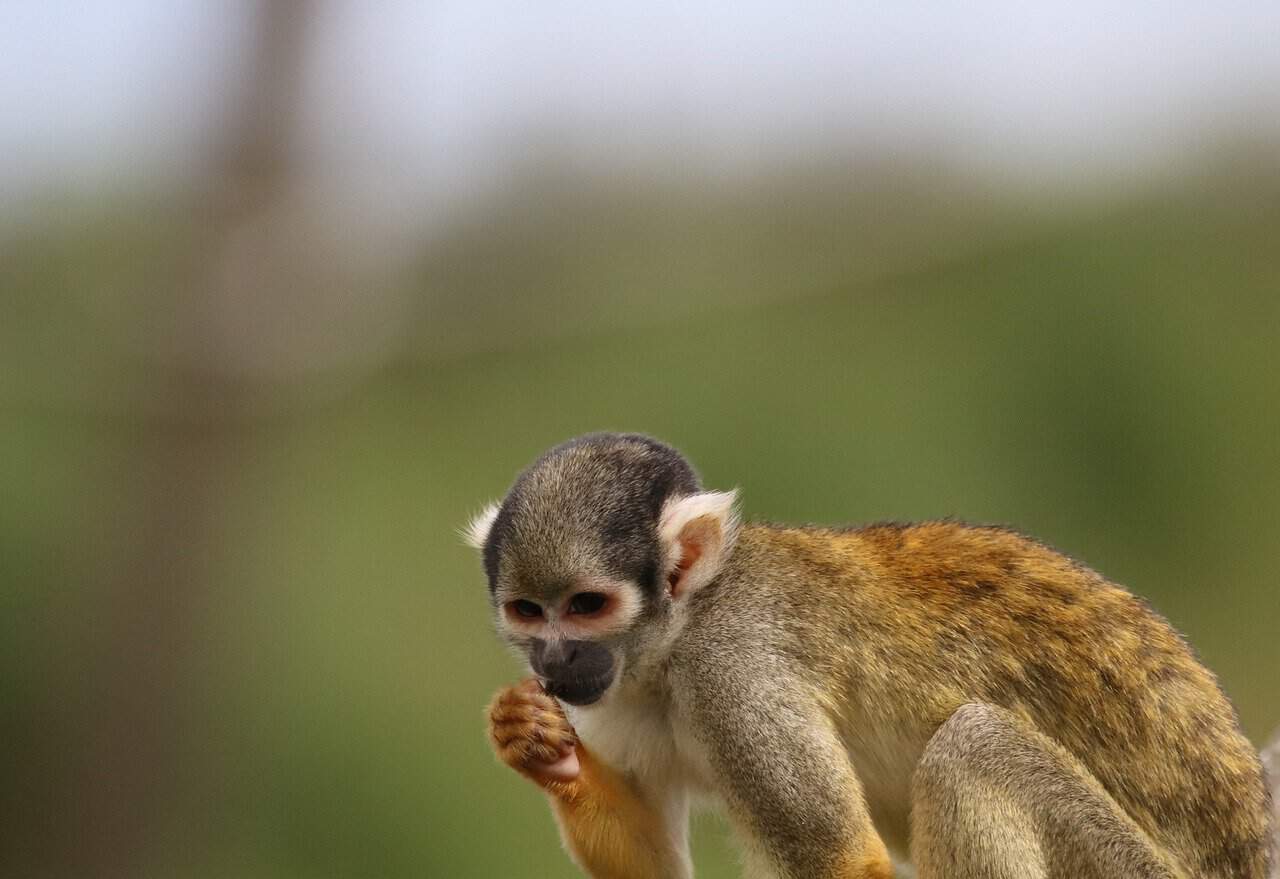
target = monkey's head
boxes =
[465,433,739,706]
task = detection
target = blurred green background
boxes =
[3,3,1279,878]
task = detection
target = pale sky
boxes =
[3,2,1279,205]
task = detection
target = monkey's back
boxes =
[720,522,1274,878]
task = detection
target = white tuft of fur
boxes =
[461,501,500,549]
[659,489,739,546]
[658,489,740,596]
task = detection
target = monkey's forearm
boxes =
[545,746,688,879]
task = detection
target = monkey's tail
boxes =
[1264,728,1280,878]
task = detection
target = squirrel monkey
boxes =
[469,433,1276,878]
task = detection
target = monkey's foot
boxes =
[488,677,581,786]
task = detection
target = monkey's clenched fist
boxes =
[488,678,580,786]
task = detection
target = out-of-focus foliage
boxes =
[2,164,1278,877]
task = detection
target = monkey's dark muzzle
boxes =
[531,638,616,706]
[542,672,614,706]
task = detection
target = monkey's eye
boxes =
[567,592,608,615]
[510,599,543,619]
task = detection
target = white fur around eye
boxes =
[462,502,501,549]
[554,582,646,639]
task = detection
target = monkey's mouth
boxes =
[542,671,615,706]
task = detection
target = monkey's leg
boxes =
[488,679,691,879]
[910,702,1180,879]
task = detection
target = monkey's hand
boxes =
[488,677,581,790]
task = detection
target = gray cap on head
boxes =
[481,433,701,598]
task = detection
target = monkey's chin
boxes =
[544,675,613,706]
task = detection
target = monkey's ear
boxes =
[659,490,740,599]
[462,502,501,549]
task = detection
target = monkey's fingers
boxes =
[499,678,576,729]
[489,679,568,720]
[489,700,578,755]
[487,680,580,781]
[492,720,576,764]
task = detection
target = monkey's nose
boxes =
[538,638,583,670]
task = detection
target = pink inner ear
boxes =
[667,519,712,597]
[667,545,695,595]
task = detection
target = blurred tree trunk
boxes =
[46,3,316,876]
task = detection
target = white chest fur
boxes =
[565,683,715,798]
